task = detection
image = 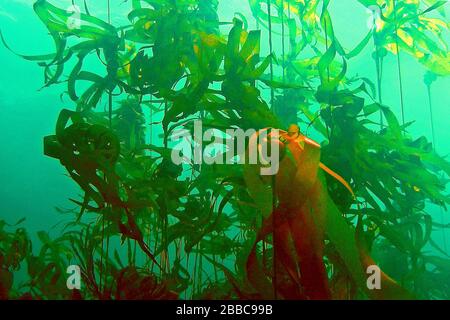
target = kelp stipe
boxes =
[1,0,449,300]
[424,70,449,255]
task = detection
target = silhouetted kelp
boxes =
[0,0,449,300]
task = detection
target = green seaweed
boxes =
[1,0,449,300]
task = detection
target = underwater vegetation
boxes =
[0,0,450,300]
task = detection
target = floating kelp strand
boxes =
[151,214,159,274]
[107,0,113,128]
[185,253,190,299]
[368,2,385,129]
[324,21,330,82]
[148,96,153,269]
[98,0,113,291]
[272,174,278,299]
[133,239,137,266]
[4,0,450,300]
[164,101,169,148]
[256,14,261,92]
[163,100,170,275]
[107,0,111,24]
[425,82,436,149]
[198,243,203,295]
[99,213,106,293]
[108,93,113,129]
[287,1,291,54]
[210,254,218,283]
[373,31,384,129]
[267,0,275,111]
[323,13,331,139]
[150,95,154,146]
[281,0,286,84]
[426,78,448,254]
[105,226,110,292]
[102,0,113,294]
[393,0,406,126]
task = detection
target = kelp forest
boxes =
[0,0,450,300]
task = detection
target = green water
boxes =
[0,0,449,300]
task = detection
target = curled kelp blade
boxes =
[243,128,413,299]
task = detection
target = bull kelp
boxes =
[0,0,449,300]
